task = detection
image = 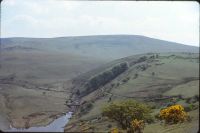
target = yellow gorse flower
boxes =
[131,119,145,131]
[159,104,188,124]
[111,127,119,133]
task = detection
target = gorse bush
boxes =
[159,104,188,124]
[102,100,152,129]
[130,119,145,133]
[110,128,119,133]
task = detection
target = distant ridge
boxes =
[1,35,198,59]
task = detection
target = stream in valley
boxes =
[6,112,73,132]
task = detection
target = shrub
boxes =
[138,56,147,62]
[80,102,93,114]
[75,89,80,96]
[122,77,130,83]
[134,73,138,78]
[184,104,198,112]
[149,55,155,59]
[116,82,120,87]
[194,95,199,101]
[111,83,115,88]
[155,113,161,120]
[185,96,199,104]
[110,128,119,133]
[107,124,112,128]
[155,54,159,58]
[159,104,188,124]
[152,72,155,76]
[129,119,145,133]
[102,100,152,129]
[185,97,191,104]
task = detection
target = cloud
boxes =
[1,1,199,46]
[11,15,38,25]
[2,0,16,6]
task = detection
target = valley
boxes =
[0,49,106,130]
[64,52,199,132]
[0,35,199,132]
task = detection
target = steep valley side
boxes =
[64,52,199,132]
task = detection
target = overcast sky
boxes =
[1,0,199,46]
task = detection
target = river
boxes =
[6,112,72,132]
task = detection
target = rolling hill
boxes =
[1,35,198,59]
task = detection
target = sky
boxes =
[1,0,199,46]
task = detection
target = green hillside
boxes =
[65,52,199,132]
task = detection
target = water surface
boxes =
[6,112,72,132]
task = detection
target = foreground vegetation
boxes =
[65,53,199,132]
[102,100,152,130]
[103,100,189,133]
[159,105,188,124]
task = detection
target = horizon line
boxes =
[0,34,199,47]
